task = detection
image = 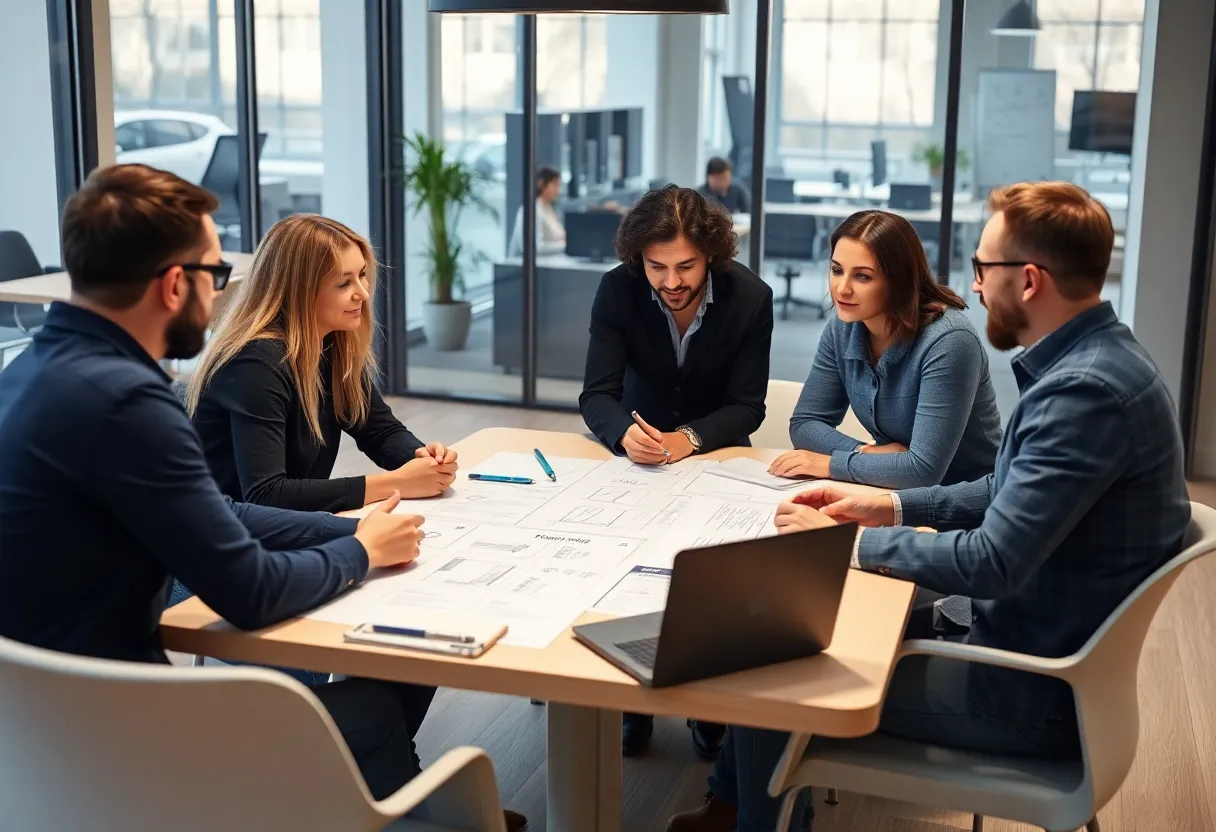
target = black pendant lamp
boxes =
[428,1,728,12]
[991,0,1040,36]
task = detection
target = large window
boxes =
[1035,0,1145,131]
[778,0,940,155]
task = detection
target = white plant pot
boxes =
[422,300,472,352]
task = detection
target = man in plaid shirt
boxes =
[669,182,1192,832]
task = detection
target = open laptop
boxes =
[573,524,856,688]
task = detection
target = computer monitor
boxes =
[1069,91,1136,155]
[870,140,888,187]
[888,183,932,211]
[565,210,622,262]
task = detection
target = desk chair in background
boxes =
[0,636,508,831]
[764,213,828,321]
[767,502,1216,832]
[0,230,56,333]
[201,133,268,248]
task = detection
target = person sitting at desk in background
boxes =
[579,184,773,760]
[667,181,1191,832]
[508,165,566,256]
[698,156,750,215]
[771,209,1002,490]
[0,165,529,831]
[188,214,456,514]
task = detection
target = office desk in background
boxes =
[162,427,916,832]
[0,251,256,306]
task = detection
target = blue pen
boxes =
[468,473,534,484]
[533,448,557,482]
[369,624,475,644]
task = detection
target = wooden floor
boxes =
[350,397,1216,832]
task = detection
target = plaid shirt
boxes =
[858,302,1191,727]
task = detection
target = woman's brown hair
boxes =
[830,210,965,342]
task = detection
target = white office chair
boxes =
[752,378,873,451]
[767,501,1216,832]
[0,636,507,832]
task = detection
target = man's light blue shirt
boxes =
[651,275,714,368]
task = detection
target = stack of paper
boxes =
[703,457,815,491]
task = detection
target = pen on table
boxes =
[370,624,475,644]
[631,410,671,459]
[533,448,557,482]
[468,473,534,484]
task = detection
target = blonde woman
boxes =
[188,214,457,513]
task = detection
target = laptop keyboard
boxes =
[614,636,659,669]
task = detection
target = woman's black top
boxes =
[193,338,424,513]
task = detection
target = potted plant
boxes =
[912,142,970,190]
[399,132,498,351]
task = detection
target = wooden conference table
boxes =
[161,428,915,832]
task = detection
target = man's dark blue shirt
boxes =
[0,303,368,663]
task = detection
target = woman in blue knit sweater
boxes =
[770,210,1002,490]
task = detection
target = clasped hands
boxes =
[621,413,695,465]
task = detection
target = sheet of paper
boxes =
[634,498,779,569]
[468,451,605,493]
[592,565,672,617]
[705,457,814,491]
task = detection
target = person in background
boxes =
[509,165,566,256]
[0,164,527,831]
[698,156,750,215]
[667,181,1190,832]
[579,184,773,759]
[771,209,1002,490]
[189,214,456,514]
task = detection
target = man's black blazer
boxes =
[579,259,774,453]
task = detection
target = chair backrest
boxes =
[752,378,873,450]
[0,635,382,831]
[0,230,43,283]
[0,230,50,331]
[764,213,818,260]
[201,132,268,223]
[1067,502,1216,813]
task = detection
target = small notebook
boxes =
[705,457,816,491]
[343,611,508,659]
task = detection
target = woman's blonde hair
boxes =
[186,213,378,442]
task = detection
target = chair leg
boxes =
[825,788,838,805]
[971,814,983,832]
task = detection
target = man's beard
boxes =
[164,279,209,360]
[662,279,706,312]
[980,291,1028,352]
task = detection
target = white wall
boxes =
[0,0,63,265]
[604,16,661,182]
[1122,0,1215,407]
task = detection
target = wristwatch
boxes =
[676,425,702,453]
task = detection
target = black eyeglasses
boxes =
[971,256,1051,285]
[157,260,234,291]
